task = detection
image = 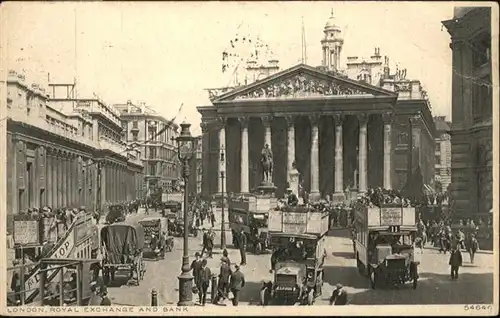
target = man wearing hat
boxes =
[190,252,203,294]
[229,264,245,306]
[198,259,212,306]
[329,283,348,305]
[286,188,299,207]
[215,256,232,303]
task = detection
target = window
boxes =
[150,147,156,159]
[435,155,441,165]
[132,131,138,141]
[149,163,156,175]
[132,121,138,128]
[435,142,441,153]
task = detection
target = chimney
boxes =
[140,102,146,113]
[127,100,132,113]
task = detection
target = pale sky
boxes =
[2,1,457,135]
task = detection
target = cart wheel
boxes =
[307,289,314,305]
[412,266,418,289]
[260,287,270,306]
[103,269,110,284]
[255,243,262,255]
[370,268,376,289]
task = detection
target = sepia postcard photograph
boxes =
[0,1,498,316]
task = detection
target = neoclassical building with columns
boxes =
[198,12,436,201]
[6,70,144,233]
[199,64,399,201]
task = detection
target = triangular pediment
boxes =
[209,64,396,103]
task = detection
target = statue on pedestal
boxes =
[260,143,274,185]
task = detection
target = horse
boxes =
[261,154,273,183]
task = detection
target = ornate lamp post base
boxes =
[177,259,194,306]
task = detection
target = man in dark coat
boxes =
[239,229,247,265]
[200,229,208,257]
[329,283,348,305]
[198,259,212,306]
[229,264,245,306]
[449,246,463,280]
[215,257,232,303]
[206,229,214,258]
[190,252,203,293]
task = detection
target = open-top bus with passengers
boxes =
[263,205,329,305]
[228,194,276,254]
[353,202,421,289]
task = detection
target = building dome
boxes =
[324,10,341,31]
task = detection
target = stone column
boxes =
[382,113,394,190]
[285,115,296,181]
[200,122,210,196]
[239,116,250,193]
[53,152,58,208]
[46,151,52,207]
[358,114,368,193]
[309,114,321,201]
[262,116,272,149]
[333,115,345,202]
[67,154,72,206]
[218,118,226,194]
[58,152,64,208]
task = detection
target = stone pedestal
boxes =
[331,192,345,204]
[288,168,300,197]
[257,181,277,197]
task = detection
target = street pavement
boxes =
[106,208,495,306]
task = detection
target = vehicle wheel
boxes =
[370,268,377,289]
[307,290,315,305]
[255,243,262,255]
[412,265,418,289]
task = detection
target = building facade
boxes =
[114,101,180,194]
[198,12,436,200]
[442,7,492,218]
[433,116,452,192]
[6,71,144,232]
[188,135,203,196]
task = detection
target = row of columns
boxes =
[216,113,393,197]
[102,162,129,204]
[46,149,94,209]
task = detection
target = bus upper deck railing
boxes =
[7,261,83,307]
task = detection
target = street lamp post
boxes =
[173,121,194,307]
[219,146,226,249]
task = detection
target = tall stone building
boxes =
[115,101,180,194]
[187,135,203,197]
[198,12,436,200]
[6,71,144,231]
[433,116,452,192]
[442,7,492,219]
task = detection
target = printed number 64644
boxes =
[464,305,492,311]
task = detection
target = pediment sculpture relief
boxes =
[394,82,411,92]
[234,73,368,100]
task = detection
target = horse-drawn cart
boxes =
[100,224,146,286]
